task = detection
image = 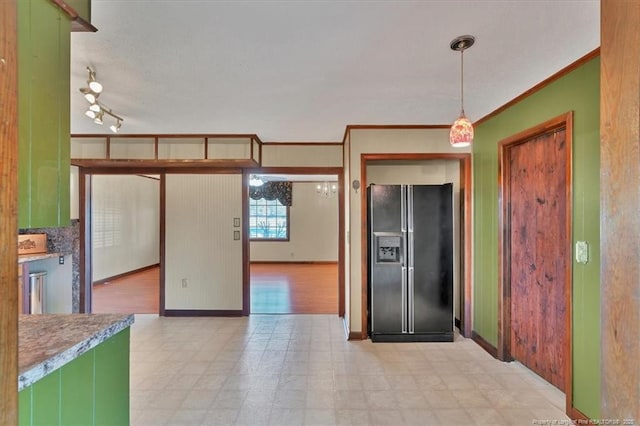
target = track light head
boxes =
[86,67,103,93]
[80,87,98,103]
[85,109,96,119]
[93,111,104,125]
[110,120,122,133]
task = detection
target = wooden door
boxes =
[501,119,571,392]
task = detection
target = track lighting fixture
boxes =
[79,66,124,131]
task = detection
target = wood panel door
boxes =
[499,113,572,393]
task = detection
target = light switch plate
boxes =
[576,241,589,264]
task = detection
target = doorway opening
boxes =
[360,153,473,339]
[247,170,343,315]
[88,174,161,314]
[80,172,161,314]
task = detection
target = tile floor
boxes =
[130,314,570,425]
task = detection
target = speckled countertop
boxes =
[18,252,65,264]
[18,314,134,391]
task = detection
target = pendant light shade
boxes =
[449,35,475,148]
[450,113,474,147]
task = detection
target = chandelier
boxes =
[316,182,337,197]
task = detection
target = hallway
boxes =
[130,314,569,425]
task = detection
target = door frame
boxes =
[497,111,573,411]
[79,167,168,314]
[245,166,345,317]
[360,153,473,338]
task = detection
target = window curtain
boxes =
[249,181,292,206]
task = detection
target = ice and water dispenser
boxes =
[375,234,403,263]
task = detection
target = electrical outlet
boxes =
[181,278,188,288]
[59,256,64,265]
[576,241,589,264]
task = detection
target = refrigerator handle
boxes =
[407,186,415,333]
[408,266,414,333]
[408,185,414,232]
[408,227,414,269]
[401,185,407,232]
[401,266,407,333]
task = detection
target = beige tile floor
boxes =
[130,314,570,426]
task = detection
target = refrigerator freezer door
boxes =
[410,184,454,336]
[369,185,406,334]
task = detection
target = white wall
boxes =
[27,254,73,314]
[92,175,160,282]
[343,133,351,328]
[367,161,447,184]
[164,174,243,310]
[261,144,343,167]
[347,128,470,334]
[250,182,338,262]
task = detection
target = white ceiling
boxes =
[70,1,600,142]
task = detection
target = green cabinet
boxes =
[95,329,130,425]
[60,350,94,425]
[18,328,130,426]
[18,0,72,228]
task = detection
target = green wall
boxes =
[472,57,600,417]
[19,328,130,426]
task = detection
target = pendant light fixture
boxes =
[449,35,475,148]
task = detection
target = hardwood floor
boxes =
[92,266,159,314]
[250,262,338,314]
[91,263,338,315]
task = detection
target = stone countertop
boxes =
[18,313,134,391]
[18,252,65,264]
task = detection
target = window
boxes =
[249,197,289,240]
[93,205,122,248]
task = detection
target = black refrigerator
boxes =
[367,184,454,342]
